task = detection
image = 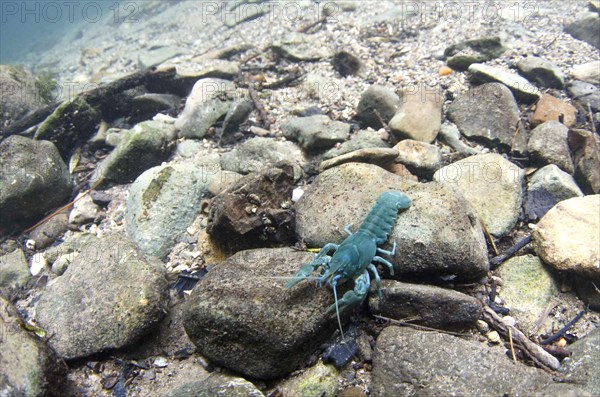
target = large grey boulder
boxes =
[372,326,592,396]
[183,248,340,380]
[35,233,168,360]
[295,163,489,280]
[126,163,213,259]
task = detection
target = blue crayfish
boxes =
[285,191,411,333]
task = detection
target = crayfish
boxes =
[285,190,411,336]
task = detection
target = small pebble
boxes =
[30,253,47,276]
[502,316,517,327]
[153,356,168,368]
[487,330,501,344]
[439,66,453,76]
[476,320,490,333]
[557,338,567,348]
[292,188,304,202]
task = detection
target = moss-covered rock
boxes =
[0,135,71,236]
[34,96,101,158]
[90,120,176,186]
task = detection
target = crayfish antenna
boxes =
[332,283,345,340]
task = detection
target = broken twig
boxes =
[482,305,560,370]
[248,82,271,130]
[490,234,532,269]
[373,314,471,338]
[540,310,585,345]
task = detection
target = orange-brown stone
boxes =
[531,95,577,127]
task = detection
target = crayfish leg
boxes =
[284,257,329,289]
[372,255,395,276]
[367,263,383,300]
[315,243,339,258]
[376,240,396,256]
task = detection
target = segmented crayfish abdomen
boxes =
[358,191,412,244]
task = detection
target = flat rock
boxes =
[368,280,482,329]
[568,128,600,194]
[323,129,389,160]
[434,153,524,237]
[0,136,71,236]
[220,137,305,174]
[444,36,507,70]
[447,83,526,154]
[496,255,559,334]
[295,163,489,280]
[560,328,600,396]
[533,195,600,278]
[531,94,577,127]
[163,373,264,397]
[0,248,30,294]
[371,326,592,397]
[468,63,541,103]
[388,86,443,143]
[393,139,441,178]
[175,78,235,139]
[183,248,340,380]
[34,96,101,158]
[356,85,400,129]
[0,296,68,397]
[90,120,176,186]
[126,163,213,259]
[138,46,185,68]
[567,80,600,112]
[272,33,333,61]
[564,16,600,49]
[171,58,240,81]
[319,147,398,171]
[517,57,565,89]
[572,60,600,85]
[35,233,168,360]
[524,164,583,221]
[527,121,574,174]
[281,115,349,151]
[207,163,296,252]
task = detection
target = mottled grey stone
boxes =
[369,280,482,329]
[126,163,213,259]
[434,153,524,237]
[295,163,488,280]
[183,248,339,380]
[447,83,526,154]
[524,164,583,221]
[527,121,574,174]
[281,115,349,151]
[35,233,168,360]
[372,326,592,397]
[517,57,565,89]
[356,85,400,129]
